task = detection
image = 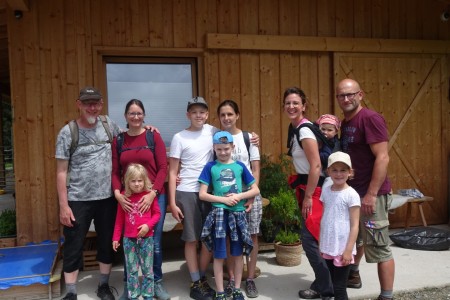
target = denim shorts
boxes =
[213,210,243,259]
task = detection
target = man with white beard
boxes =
[56,87,121,300]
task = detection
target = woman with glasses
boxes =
[283,87,334,300]
[112,99,170,300]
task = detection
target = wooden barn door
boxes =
[334,53,449,228]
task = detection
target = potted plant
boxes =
[259,154,291,243]
[270,189,303,266]
[0,208,17,248]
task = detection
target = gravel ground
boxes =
[356,285,450,300]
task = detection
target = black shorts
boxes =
[62,197,117,273]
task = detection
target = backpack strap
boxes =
[68,115,113,158]
[242,131,251,163]
[68,120,79,158]
[145,130,155,154]
[116,130,155,159]
[116,132,125,157]
[99,115,113,143]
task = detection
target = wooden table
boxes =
[404,196,434,228]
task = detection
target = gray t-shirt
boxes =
[55,116,120,201]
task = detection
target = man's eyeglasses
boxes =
[336,91,360,101]
[127,112,144,117]
[80,101,103,108]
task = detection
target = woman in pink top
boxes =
[113,163,161,300]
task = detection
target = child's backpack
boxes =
[115,130,155,159]
[68,115,113,157]
[287,122,335,156]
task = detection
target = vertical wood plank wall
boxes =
[6,0,450,244]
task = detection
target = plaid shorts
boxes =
[246,194,262,235]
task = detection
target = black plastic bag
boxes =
[389,227,450,251]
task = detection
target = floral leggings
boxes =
[123,236,154,299]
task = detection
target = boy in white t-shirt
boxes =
[168,96,216,300]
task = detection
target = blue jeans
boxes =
[301,218,334,297]
[153,194,167,281]
[123,194,167,282]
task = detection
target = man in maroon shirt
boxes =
[337,79,395,300]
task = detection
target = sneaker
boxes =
[245,279,258,298]
[225,279,235,297]
[96,283,118,300]
[190,279,213,300]
[200,276,215,297]
[376,296,393,300]
[214,292,227,300]
[155,279,170,300]
[62,293,77,300]
[347,270,362,289]
[298,288,321,299]
[232,289,245,300]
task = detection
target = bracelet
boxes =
[152,189,159,196]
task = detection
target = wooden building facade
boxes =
[2,0,450,244]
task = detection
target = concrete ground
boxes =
[68,224,450,300]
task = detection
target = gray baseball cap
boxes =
[187,96,208,111]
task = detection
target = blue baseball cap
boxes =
[213,131,233,144]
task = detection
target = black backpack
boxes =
[115,130,155,158]
[287,122,335,156]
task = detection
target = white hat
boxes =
[328,151,352,168]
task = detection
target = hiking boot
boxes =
[200,276,215,297]
[190,279,213,300]
[62,293,77,300]
[155,279,170,300]
[225,279,235,297]
[118,283,128,300]
[214,292,227,300]
[96,283,117,300]
[347,270,362,289]
[298,288,321,299]
[232,289,245,300]
[376,296,393,300]
[245,279,259,298]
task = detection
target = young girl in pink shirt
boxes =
[113,163,161,300]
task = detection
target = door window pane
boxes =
[106,62,195,146]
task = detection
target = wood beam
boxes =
[6,0,29,11]
[206,33,450,54]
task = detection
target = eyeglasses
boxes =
[80,101,103,108]
[284,101,302,107]
[127,112,144,118]
[336,91,360,101]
